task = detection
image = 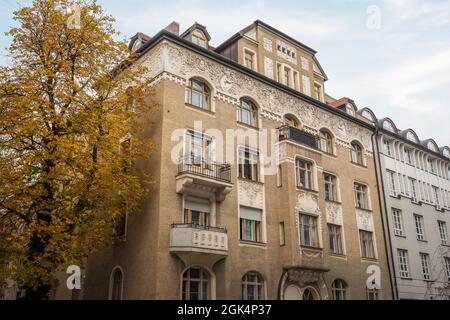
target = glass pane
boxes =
[192,91,201,107]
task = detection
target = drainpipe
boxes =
[372,127,399,300]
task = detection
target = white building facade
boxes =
[374,117,450,300]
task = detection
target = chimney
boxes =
[165,21,180,36]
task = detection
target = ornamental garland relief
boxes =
[326,202,342,225]
[145,42,373,151]
[356,209,374,232]
[238,180,264,209]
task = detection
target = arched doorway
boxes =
[284,285,302,300]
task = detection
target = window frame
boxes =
[242,272,265,300]
[420,253,431,280]
[237,99,258,128]
[299,213,319,248]
[182,266,210,301]
[354,183,369,210]
[414,214,426,241]
[296,158,314,191]
[438,221,448,245]
[324,173,337,202]
[319,129,333,154]
[391,208,404,237]
[397,249,410,279]
[185,79,211,111]
[238,147,259,182]
[328,224,343,255]
[331,279,347,300]
[350,142,364,166]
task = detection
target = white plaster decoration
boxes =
[264,57,274,79]
[245,29,257,41]
[295,190,320,215]
[356,209,374,232]
[141,42,374,151]
[301,57,310,71]
[302,75,311,96]
[238,180,264,209]
[276,40,297,64]
[326,202,343,225]
[263,37,273,52]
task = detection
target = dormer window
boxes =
[192,30,207,48]
[346,104,355,116]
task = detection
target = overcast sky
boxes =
[1,0,449,146]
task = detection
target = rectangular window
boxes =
[324,173,337,202]
[438,221,448,245]
[420,253,431,280]
[314,83,322,101]
[414,214,425,241]
[433,186,440,207]
[427,158,435,173]
[296,159,313,190]
[302,75,311,96]
[239,207,262,243]
[387,170,397,196]
[409,178,417,202]
[354,183,369,210]
[328,224,343,255]
[359,230,375,258]
[397,249,410,278]
[383,139,392,156]
[404,148,414,165]
[293,71,299,90]
[392,208,404,236]
[299,214,319,247]
[445,257,450,282]
[279,222,285,246]
[283,67,290,86]
[238,148,259,182]
[185,130,212,165]
[244,50,254,70]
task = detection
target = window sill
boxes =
[355,207,373,213]
[394,234,407,239]
[296,187,318,194]
[325,199,342,205]
[416,239,428,243]
[350,161,367,169]
[300,245,322,251]
[399,277,413,281]
[361,257,378,262]
[185,103,214,115]
[239,240,267,247]
[329,253,346,258]
[238,177,264,185]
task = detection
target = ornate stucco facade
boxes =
[78,21,394,300]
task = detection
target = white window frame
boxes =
[420,253,431,280]
[392,208,404,236]
[414,214,425,241]
[397,249,410,279]
[438,221,448,245]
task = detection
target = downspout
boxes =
[372,127,399,300]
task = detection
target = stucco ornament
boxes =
[220,75,233,92]
[295,191,320,215]
[238,180,264,209]
[326,202,342,225]
[287,269,321,286]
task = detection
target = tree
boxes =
[0,0,154,300]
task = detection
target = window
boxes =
[299,214,319,247]
[409,178,417,202]
[110,267,123,300]
[387,170,397,196]
[302,75,311,96]
[420,253,431,280]
[319,130,333,154]
[184,209,210,226]
[427,158,435,173]
[192,30,207,48]
[324,173,337,202]
[359,230,375,258]
[351,142,364,165]
[282,67,290,86]
[182,267,209,300]
[238,148,259,182]
[240,207,262,243]
[366,289,379,300]
[432,186,440,207]
[184,130,212,165]
[293,71,299,90]
[314,83,322,101]
[445,257,450,282]
[397,249,410,278]
[414,214,425,241]
[392,209,404,236]
[237,99,258,128]
[354,183,369,210]
[284,114,299,128]
[404,148,414,165]
[296,159,314,190]
[185,79,211,111]
[346,104,355,116]
[438,221,448,245]
[279,222,285,246]
[328,224,343,255]
[331,279,347,300]
[242,273,264,300]
[383,139,392,156]
[244,50,255,70]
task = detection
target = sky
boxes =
[1,0,450,146]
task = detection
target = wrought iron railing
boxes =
[278,125,319,149]
[171,223,227,234]
[177,157,232,183]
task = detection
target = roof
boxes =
[180,22,211,41]
[328,97,354,109]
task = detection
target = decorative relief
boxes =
[287,269,321,286]
[356,209,373,232]
[238,180,264,209]
[295,190,320,215]
[143,42,374,151]
[264,57,274,79]
[326,202,342,225]
[263,37,273,52]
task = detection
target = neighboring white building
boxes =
[370,114,450,300]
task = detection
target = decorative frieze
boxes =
[238,179,264,209]
[356,209,374,232]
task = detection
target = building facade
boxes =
[80,21,394,300]
[371,116,450,300]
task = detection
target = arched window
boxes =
[237,99,258,128]
[242,272,264,300]
[319,129,333,154]
[182,267,210,300]
[110,267,123,300]
[351,141,364,165]
[366,288,379,300]
[192,30,207,48]
[185,79,211,111]
[331,279,347,300]
[302,288,316,300]
[284,114,299,128]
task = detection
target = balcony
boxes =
[176,157,233,201]
[278,125,318,150]
[170,224,228,267]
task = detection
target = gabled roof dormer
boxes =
[181,23,211,49]
[358,107,377,125]
[421,139,439,153]
[399,129,420,144]
[379,118,397,133]
[328,97,357,116]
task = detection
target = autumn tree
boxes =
[0,0,154,299]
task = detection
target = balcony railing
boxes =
[177,157,232,183]
[278,125,319,149]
